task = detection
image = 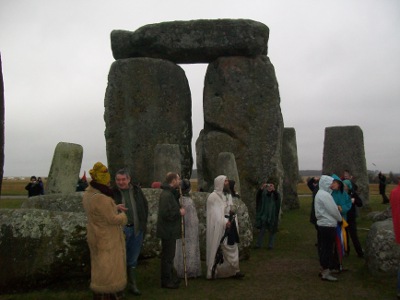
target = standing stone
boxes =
[322,126,369,205]
[282,128,300,210]
[45,142,83,194]
[111,19,269,63]
[197,55,284,220]
[154,144,182,182]
[104,58,192,186]
[217,152,241,194]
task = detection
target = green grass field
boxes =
[0,181,397,299]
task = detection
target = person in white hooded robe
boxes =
[206,175,244,279]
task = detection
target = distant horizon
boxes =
[3,169,398,180]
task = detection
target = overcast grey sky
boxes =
[0,0,399,177]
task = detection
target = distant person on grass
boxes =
[378,172,390,204]
[25,176,42,197]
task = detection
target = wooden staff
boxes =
[179,186,188,287]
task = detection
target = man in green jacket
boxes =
[156,172,185,289]
[113,168,148,295]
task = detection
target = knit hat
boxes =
[89,162,110,186]
[343,179,352,190]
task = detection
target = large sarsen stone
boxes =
[104,58,192,186]
[197,55,284,220]
[111,19,269,63]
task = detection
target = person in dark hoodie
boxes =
[343,179,364,258]
[156,172,185,289]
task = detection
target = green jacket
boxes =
[255,189,281,233]
[156,183,181,240]
[113,183,148,233]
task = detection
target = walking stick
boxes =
[179,186,188,287]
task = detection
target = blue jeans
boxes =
[124,226,144,268]
[256,224,276,248]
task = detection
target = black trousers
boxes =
[161,238,177,284]
[317,226,336,270]
[346,220,364,256]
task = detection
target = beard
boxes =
[223,186,231,194]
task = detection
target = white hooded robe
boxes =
[206,175,240,279]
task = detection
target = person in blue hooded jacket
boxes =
[331,174,352,221]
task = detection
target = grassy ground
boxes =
[0,182,397,299]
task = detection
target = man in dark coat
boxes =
[25,176,42,197]
[156,172,185,289]
[113,168,148,295]
[378,172,389,204]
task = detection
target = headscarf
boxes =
[89,162,111,186]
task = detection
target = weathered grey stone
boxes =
[367,207,392,222]
[16,188,253,264]
[111,19,269,64]
[217,152,241,194]
[282,128,300,210]
[365,218,400,276]
[0,209,89,292]
[322,126,369,205]
[196,55,284,220]
[45,142,83,194]
[104,58,192,186]
[21,192,84,212]
[153,144,182,182]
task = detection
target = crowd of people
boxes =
[81,162,251,299]
[308,170,365,282]
[80,161,398,298]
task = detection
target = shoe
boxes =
[322,274,338,282]
[233,272,245,279]
[161,282,179,289]
[321,270,337,282]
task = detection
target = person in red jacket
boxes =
[389,177,400,299]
